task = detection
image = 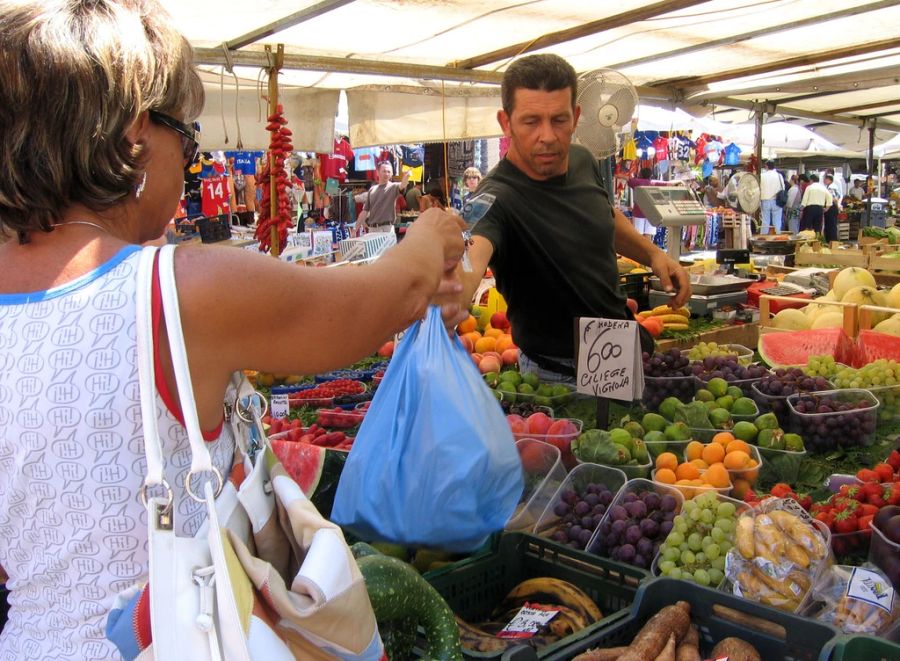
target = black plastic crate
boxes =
[545,577,840,661]
[823,633,900,661]
[195,214,232,243]
[424,532,648,658]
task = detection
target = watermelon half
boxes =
[269,440,347,518]
[758,328,855,367]
[854,330,900,368]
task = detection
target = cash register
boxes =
[633,185,708,260]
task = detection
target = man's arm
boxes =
[399,167,412,190]
[613,208,691,307]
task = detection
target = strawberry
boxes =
[858,514,875,531]
[890,483,900,506]
[874,463,895,484]
[743,489,758,504]
[833,497,859,512]
[834,510,858,534]
[888,450,900,473]
[838,485,861,501]
[797,493,813,511]
[864,484,888,508]
[770,483,795,499]
[856,503,879,517]
[857,468,880,483]
[815,510,836,528]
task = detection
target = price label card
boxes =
[270,393,289,419]
[576,318,644,401]
[496,604,559,639]
[847,567,895,613]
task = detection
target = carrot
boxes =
[654,633,677,661]
[616,601,691,661]
[572,647,628,661]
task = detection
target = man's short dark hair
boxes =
[639,167,653,179]
[810,174,820,182]
[824,174,834,183]
[765,160,775,169]
[501,54,578,116]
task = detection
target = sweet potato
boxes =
[572,647,628,661]
[653,633,677,661]
[710,637,762,661]
[616,601,691,661]
[675,624,701,661]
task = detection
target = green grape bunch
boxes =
[831,358,900,422]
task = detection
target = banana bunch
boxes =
[456,577,602,653]
[637,305,691,331]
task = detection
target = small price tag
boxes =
[270,393,289,419]
[575,318,644,401]
[496,604,559,639]
[847,567,895,614]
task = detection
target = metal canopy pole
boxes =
[755,107,765,235]
[866,120,877,227]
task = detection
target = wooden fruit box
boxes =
[656,322,759,352]
[869,255,900,273]
[859,304,900,330]
[758,294,857,338]
[793,251,869,269]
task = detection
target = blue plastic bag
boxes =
[332,306,523,552]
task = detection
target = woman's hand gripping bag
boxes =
[332,306,523,552]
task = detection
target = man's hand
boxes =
[650,251,692,308]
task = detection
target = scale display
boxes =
[633,186,707,227]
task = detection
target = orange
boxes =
[462,331,482,346]
[675,462,700,481]
[723,450,752,471]
[484,328,504,339]
[655,452,679,472]
[712,431,735,447]
[725,440,752,456]
[458,315,477,334]
[655,468,676,484]
[704,462,731,489]
[495,334,515,353]
[685,441,704,462]
[701,443,726,465]
[690,458,709,471]
[474,336,497,354]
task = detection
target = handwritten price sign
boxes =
[576,318,643,401]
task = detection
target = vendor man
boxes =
[460,54,691,382]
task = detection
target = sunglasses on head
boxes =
[149,110,201,168]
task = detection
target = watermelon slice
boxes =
[854,330,900,367]
[269,440,347,518]
[758,328,855,367]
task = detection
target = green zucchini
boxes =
[380,617,417,661]
[356,553,462,661]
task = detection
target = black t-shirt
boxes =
[472,144,627,361]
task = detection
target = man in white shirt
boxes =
[849,179,865,200]
[823,174,842,243]
[759,160,785,234]
[800,174,833,234]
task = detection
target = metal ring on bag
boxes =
[140,479,174,511]
[184,466,224,503]
[236,392,268,423]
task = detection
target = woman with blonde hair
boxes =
[0,1,465,657]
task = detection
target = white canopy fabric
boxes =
[159,0,900,151]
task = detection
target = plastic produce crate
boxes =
[195,214,232,243]
[545,577,840,661]
[424,532,647,659]
[823,634,900,661]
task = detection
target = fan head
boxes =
[736,173,761,213]
[575,69,639,158]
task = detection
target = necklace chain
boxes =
[50,220,111,234]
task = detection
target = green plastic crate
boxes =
[824,634,900,661]
[424,532,649,659]
[545,577,841,661]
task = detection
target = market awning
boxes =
[162,0,900,150]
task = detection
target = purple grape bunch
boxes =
[642,350,695,410]
[787,393,877,451]
[588,489,679,569]
[752,368,832,425]
[692,355,770,395]
[550,482,617,551]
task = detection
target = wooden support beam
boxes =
[447,0,707,70]
[829,100,900,114]
[225,0,354,51]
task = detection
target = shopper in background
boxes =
[704,175,724,208]
[459,53,690,382]
[759,160,785,234]
[404,180,423,214]
[360,161,411,232]
[799,173,832,234]
[462,166,483,202]
[823,173,842,243]
[421,187,448,210]
[627,167,665,239]
[849,178,865,200]
[0,1,466,658]
[785,174,802,234]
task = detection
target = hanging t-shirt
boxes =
[334,138,354,162]
[675,136,693,161]
[704,140,724,165]
[318,153,347,182]
[635,134,654,160]
[694,135,708,165]
[622,137,638,161]
[201,175,230,217]
[653,136,669,162]
[353,147,380,171]
[225,150,264,176]
[724,143,742,166]
[401,145,425,168]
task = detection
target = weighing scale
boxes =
[633,185,708,261]
[649,274,757,317]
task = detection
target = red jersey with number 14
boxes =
[201,176,230,217]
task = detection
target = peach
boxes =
[501,348,519,366]
[527,412,553,437]
[479,356,501,374]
